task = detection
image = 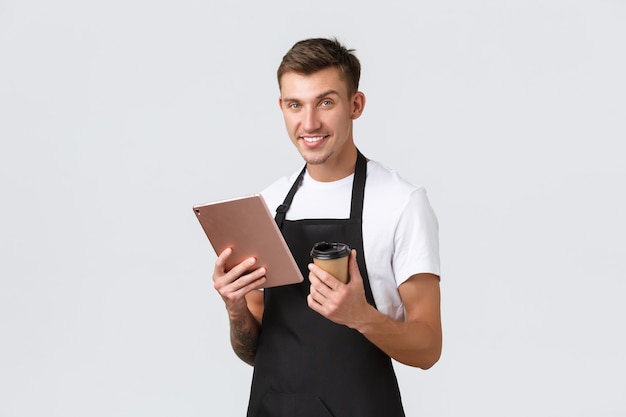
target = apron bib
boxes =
[247,151,405,417]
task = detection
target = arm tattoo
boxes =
[230,320,259,366]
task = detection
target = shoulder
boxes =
[365,160,430,211]
[260,168,302,214]
[367,161,424,192]
[363,160,438,257]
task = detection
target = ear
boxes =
[278,96,283,110]
[351,91,366,120]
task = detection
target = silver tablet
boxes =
[193,194,304,288]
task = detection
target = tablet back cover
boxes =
[193,194,304,288]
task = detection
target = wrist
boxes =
[226,300,250,321]
[351,304,385,334]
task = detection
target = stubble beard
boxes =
[294,133,333,165]
[301,148,333,166]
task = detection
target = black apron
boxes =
[247,151,405,417]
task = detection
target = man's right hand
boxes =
[212,247,267,319]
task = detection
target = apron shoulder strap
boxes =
[275,165,306,228]
[350,149,367,220]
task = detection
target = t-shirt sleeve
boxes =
[392,187,441,286]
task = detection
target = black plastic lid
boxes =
[310,241,351,260]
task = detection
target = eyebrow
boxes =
[316,89,340,99]
[282,89,341,102]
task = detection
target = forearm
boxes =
[353,306,442,369]
[228,309,261,366]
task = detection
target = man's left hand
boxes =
[307,249,374,328]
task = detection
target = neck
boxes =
[306,146,358,182]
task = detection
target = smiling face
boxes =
[279,66,365,181]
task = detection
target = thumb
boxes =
[348,249,361,283]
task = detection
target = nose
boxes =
[301,107,321,132]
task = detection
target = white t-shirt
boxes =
[261,160,440,321]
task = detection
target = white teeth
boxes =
[303,136,325,143]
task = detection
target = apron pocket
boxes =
[253,391,335,417]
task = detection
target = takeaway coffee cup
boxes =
[310,241,351,284]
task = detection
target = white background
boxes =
[1,1,625,416]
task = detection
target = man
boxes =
[212,37,441,417]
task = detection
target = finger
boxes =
[307,289,324,308]
[229,261,266,291]
[214,247,233,273]
[309,272,335,301]
[308,263,340,290]
[214,251,262,290]
[217,266,267,300]
[307,293,322,310]
[229,256,258,278]
[230,267,267,293]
